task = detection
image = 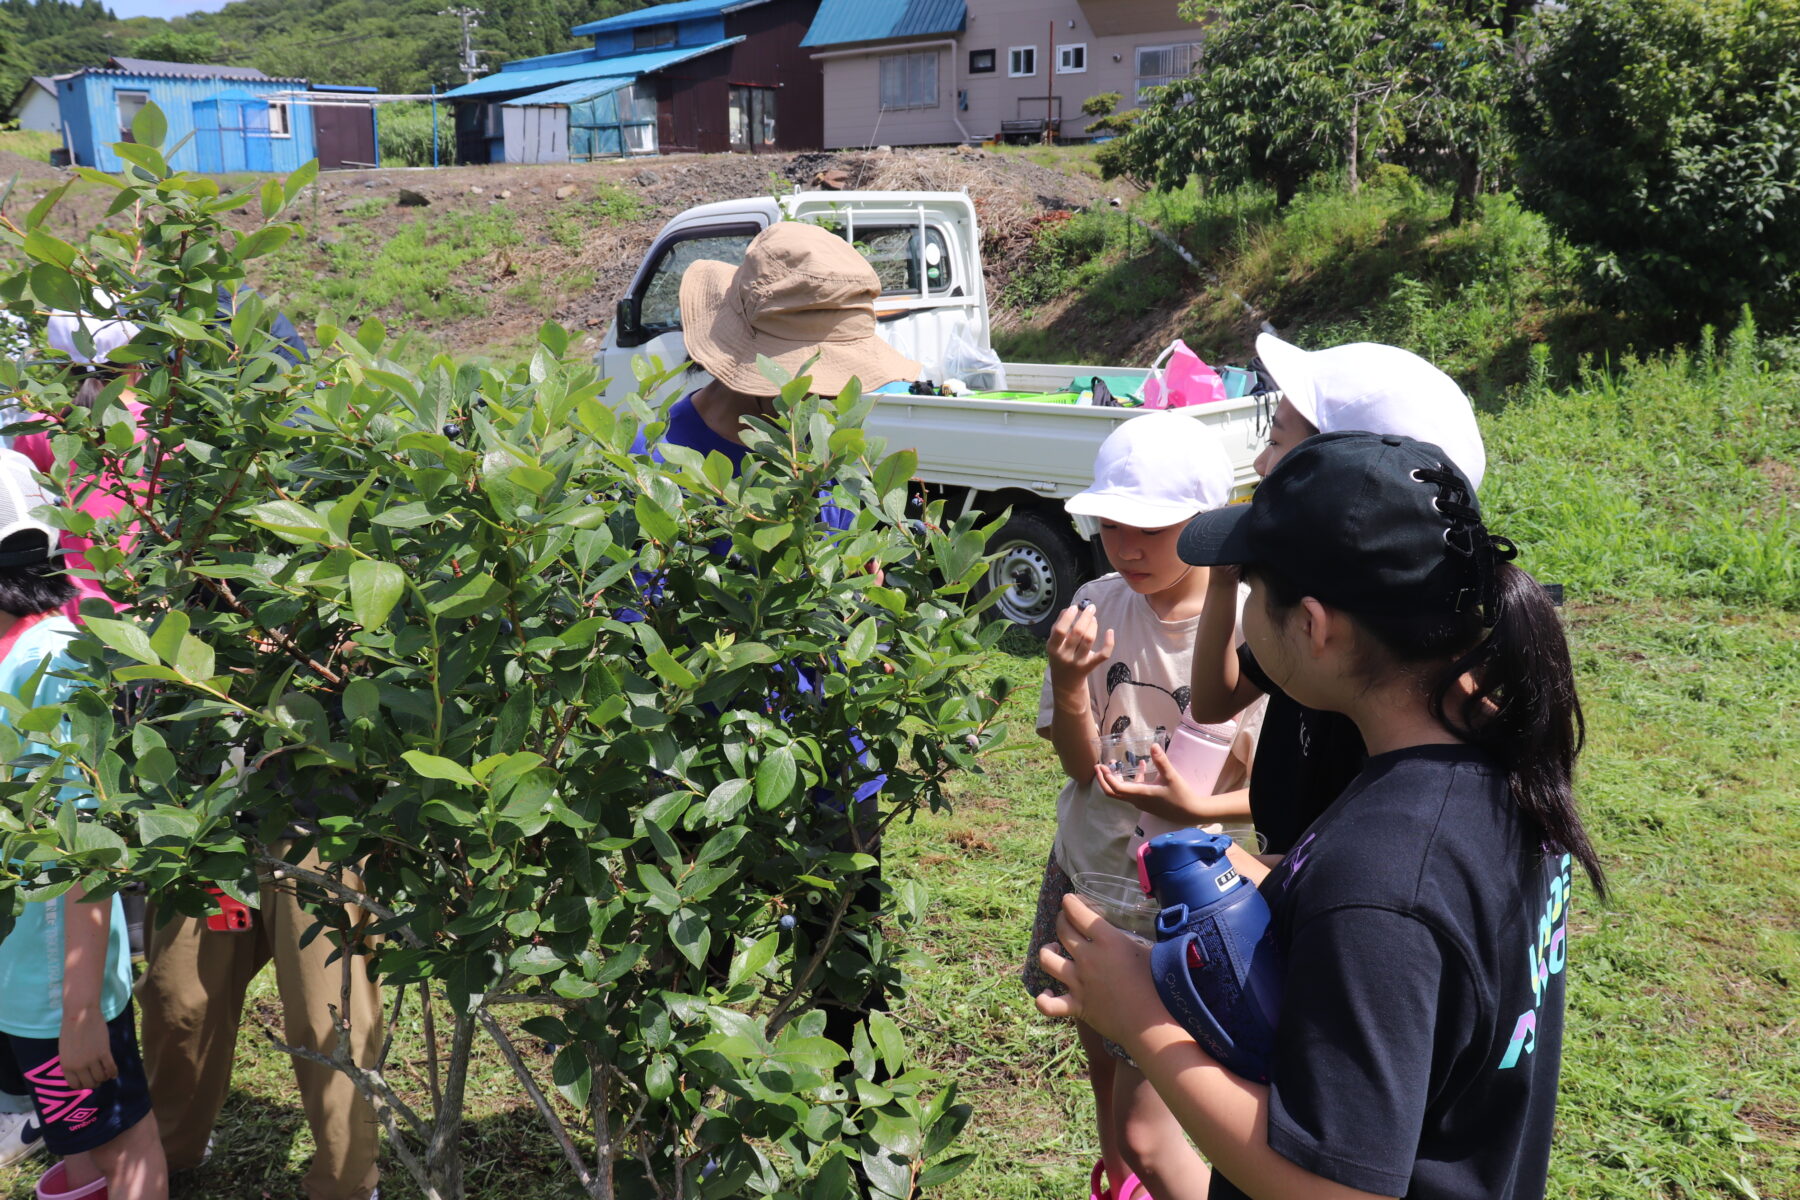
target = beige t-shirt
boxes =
[1036,573,1262,880]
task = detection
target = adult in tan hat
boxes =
[663,220,919,450]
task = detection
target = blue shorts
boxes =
[0,1003,152,1156]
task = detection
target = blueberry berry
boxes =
[442,423,462,438]
[778,914,797,931]
[499,619,514,635]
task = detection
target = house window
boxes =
[1008,46,1037,77]
[1058,44,1087,74]
[968,48,996,74]
[115,90,149,141]
[878,51,938,110]
[1135,42,1203,100]
[633,22,677,50]
[268,101,292,137]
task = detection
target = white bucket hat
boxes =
[47,309,140,365]
[1255,333,1487,490]
[1065,410,1234,528]
[0,449,59,566]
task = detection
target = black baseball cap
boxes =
[1177,430,1487,614]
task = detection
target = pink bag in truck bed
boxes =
[1142,339,1227,409]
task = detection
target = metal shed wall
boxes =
[59,71,317,174]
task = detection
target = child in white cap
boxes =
[1186,333,1488,857]
[1026,411,1258,1200]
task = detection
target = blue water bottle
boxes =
[1136,829,1284,1083]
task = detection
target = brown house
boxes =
[444,0,823,163]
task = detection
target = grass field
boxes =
[1,304,1795,1200]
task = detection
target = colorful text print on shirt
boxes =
[23,1056,99,1131]
[1499,854,1574,1070]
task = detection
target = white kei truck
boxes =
[597,190,1273,636]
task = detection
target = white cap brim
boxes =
[1064,490,1204,529]
[1255,332,1320,427]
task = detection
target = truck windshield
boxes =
[635,222,957,332]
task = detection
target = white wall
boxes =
[816,0,1203,149]
[15,87,61,134]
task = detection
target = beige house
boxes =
[799,0,1203,148]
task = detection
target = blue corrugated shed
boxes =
[58,69,318,174]
[502,76,635,106]
[442,39,742,100]
[570,0,770,37]
[799,0,966,47]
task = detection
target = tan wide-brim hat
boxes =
[679,221,921,397]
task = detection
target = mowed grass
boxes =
[2,344,1796,1199]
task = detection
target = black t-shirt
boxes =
[1209,745,1572,1200]
[1239,644,1366,853]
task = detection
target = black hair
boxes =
[0,531,75,617]
[1249,559,1607,899]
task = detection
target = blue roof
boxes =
[570,0,769,37]
[800,0,966,47]
[442,39,741,100]
[503,76,634,106]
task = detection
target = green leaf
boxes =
[634,492,679,543]
[23,229,77,270]
[755,746,797,810]
[28,263,83,314]
[114,141,169,178]
[702,778,752,823]
[84,616,159,666]
[130,101,167,150]
[283,159,320,203]
[867,1010,906,1077]
[236,226,292,260]
[343,678,380,725]
[425,572,506,619]
[645,648,697,690]
[148,611,191,666]
[843,618,877,665]
[245,500,331,545]
[401,751,477,787]
[349,560,405,629]
[727,930,779,988]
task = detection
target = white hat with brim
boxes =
[1254,333,1487,490]
[0,449,60,566]
[679,222,921,398]
[1065,410,1235,529]
[48,310,140,365]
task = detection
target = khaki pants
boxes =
[136,846,382,1200]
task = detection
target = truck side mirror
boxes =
[616,297,646,348]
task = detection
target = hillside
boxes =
[3,0,658,95]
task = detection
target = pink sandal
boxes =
[36,1162,109,1200]
[1089,1160,1155,1200]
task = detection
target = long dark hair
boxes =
[1252,559,1607,899]
[0,531,74,617]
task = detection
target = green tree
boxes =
[124,29,224,64]
[1106,0,1510,215]
[0,107,995,1199]
[1507,0,1800,332]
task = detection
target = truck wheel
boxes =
[979,511,1084,638]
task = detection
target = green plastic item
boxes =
[968,390,1080,404]
[1090,374,1146,402]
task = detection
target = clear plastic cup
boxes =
[1070,871,1161,945]
[1209,824,1270,855]
[1096,727,1169,783]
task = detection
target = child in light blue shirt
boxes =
[0,448,166,1199]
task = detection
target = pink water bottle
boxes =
[1164,717,1236,793]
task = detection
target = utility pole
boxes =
[442,7,487,84]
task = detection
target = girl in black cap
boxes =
[1036,431,1604,1200]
